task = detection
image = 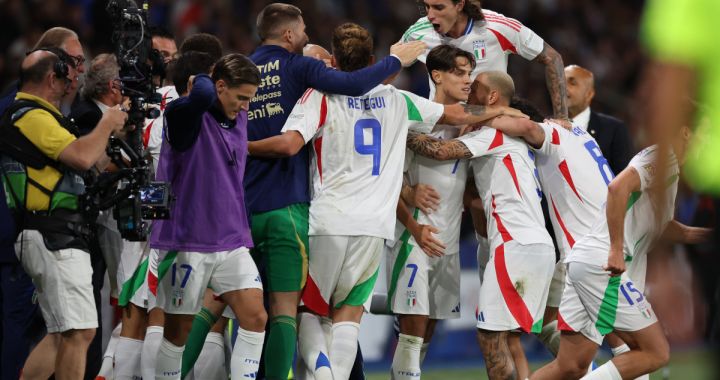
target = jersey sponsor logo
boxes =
[255,60,281,90]
[265,102,284,116]
[347,96,387,110]
[250,90,281,103]
[472,40,487,60]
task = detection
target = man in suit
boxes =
[71,54,124,134]
[565,64,633,175]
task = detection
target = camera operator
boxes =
[0,49,126,379]
[0,26,88,380]
[149,54,267,380]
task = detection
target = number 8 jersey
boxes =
[281,85,444,239]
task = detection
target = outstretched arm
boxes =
[661,220,713,244]
[533,42,569,122]
[438,104,524,126]
[487,116,545,148]
[406,131,473,161]
[248,131,305,158]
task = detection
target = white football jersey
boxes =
[568,146,680,267]
[145,85,178,173]
[533,122,613,259]
[458,128,553,249]
[402,125,468,254]
[282,85,444,239]
[401,9,545,97]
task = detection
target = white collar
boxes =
[93,99,111,114]
[572,107,591,131]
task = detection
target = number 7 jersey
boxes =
[281,85,444,239]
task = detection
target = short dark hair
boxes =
[180,33,223,62]
[211,54,260,88]
[418,0,485,21]
[173,51,216,95]
[21,54,60,85]
[509,97,545,123]
[149,25,174,40]
[332,23,373,72]
[256,3,302,41]
[426,45,476,84]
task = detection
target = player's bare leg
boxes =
[602,323,669,379]
[508,333,529,379]
[222,288,267,378]
[21,333,61,380]
[477,329,517,380]
[56,328,96,380]
[530,331,597,380]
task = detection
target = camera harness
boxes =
[0,98,91,250]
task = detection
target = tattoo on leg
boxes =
[477,330,518,380]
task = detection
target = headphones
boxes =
[27,47,72,82]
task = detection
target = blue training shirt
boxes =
[245,45,401,214]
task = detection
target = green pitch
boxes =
[366,350,716,380]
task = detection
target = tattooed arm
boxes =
[438,103,525,126]
[534,42,569,121]
[406,131,473,161]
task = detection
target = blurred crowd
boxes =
[1,0,645,138]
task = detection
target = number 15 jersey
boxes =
[282,85,444,240]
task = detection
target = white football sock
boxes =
[581,360,622,380]
[141,325,164,380]
[230,327,264,380]
[155,338,184,380]
[97,323,122,379]
[419,342,430,365]
[330,321,360,380]
[391,333,423,380]
[537,320,561,357]
[114,337,143,380]
[298,312,333,380]
[193,332,227,380]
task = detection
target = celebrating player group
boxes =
[3,1,711,380]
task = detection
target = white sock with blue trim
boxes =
[298,312,333,380]
[230,327,264,380]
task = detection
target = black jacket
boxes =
[69,97,103,136]
[586,111,633,176]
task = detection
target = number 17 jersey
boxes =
[282,85,444,240]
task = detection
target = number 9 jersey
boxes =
[281,85,444,239]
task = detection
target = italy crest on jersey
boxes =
[473,40,487,61]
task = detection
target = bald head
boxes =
[470,71,515,106]
[564,64,595,118]
[303,44,332,62]
[21,50,61,86]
